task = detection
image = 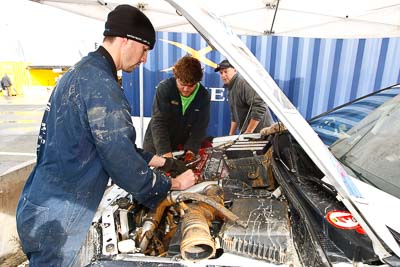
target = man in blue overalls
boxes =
[16,5,197,267]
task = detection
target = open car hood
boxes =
[165,0,400,260]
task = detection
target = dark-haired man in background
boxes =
[144,56,210,162]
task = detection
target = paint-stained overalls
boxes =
[16,47,171,267]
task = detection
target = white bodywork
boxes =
[165,0,400,260]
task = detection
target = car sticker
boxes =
[326,210,360,230]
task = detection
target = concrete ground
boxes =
[0,92,49,175]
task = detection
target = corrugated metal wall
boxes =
[123,32,400,137]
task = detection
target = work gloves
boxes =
[162,158,188,177]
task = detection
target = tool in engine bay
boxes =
[162,148,210,182]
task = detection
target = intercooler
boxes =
[220,198,291,264]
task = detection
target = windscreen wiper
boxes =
[297,174,338,196]
[339,158,377,188]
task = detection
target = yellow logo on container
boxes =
[160,39,217,72]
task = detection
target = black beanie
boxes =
[103,5,156,49]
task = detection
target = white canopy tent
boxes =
[28,0,400,146]
[1,0,104,66]
[31,0,400,38]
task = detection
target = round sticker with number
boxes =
[326,210,359,230]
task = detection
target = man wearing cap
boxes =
[215,59,274,135]
[16,5,197,267]
[143,56,210,161]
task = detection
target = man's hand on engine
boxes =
[170,169,198,190]
[162,152,173,158]
[162,158,188,177]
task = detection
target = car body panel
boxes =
[165,0,399,259]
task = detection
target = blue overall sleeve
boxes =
[84,79,171,209]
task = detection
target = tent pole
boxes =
[268,0,280,35]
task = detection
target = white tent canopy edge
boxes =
[32,0,400,38]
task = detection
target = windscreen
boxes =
[330,94,400,199]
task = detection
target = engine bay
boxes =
[78,134,301,266]
[79,132,381,267]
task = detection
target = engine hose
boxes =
[180,206,216,261]
[176,192,247,228]
[139,198,173,252]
